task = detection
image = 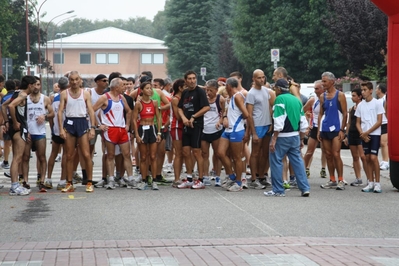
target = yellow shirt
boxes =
[1,88,7,95]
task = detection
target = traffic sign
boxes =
[271,49,280,62]
[200,67,206,76]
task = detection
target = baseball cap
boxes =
[94,74,107,82]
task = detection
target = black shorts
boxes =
[348,131,362,146]
[362,135,381,155]
[3,132,11,141]
[320,131,339,140]
[182,125,202,149]
[164,130,172,151]
[381,124,387,135]
[63,117,89,138]
[52,134,65,145]
[309,127,318,140]
[201,129,223,143]
[138,125,157,144]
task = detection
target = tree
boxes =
[153,10,167,40]
[0,0,18,59]
[164,0,215,80]
[232,0,348,82]
[325,0,387,77]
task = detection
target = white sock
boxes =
[109,176,115,182]
[128,176,133,181]
[59,180,66,185]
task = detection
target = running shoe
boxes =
[222,179,235,189]
[86,182,94,193]
[22,181,31,190]
[306,168,310,179]
[373,183,382,193]
[1,161,10,169]
[263,191,285,197]
[191,180,205,189]
[320,168,327,178]
[94,179,107,188]
[155,175,172,184]
[283,181,290,190]
[61,183,74,193]
[38,183,47,193]
[106,180,116,190]
[4,172,10,178]
[249,179,265,189]
[202,177,211,186]
[301,191,310,197]
[55,155,62,162]
[9,185,30,196]
[57,183,66,190]
[44,180,53,189]
[228,183,243,192]
[152,182,159,190]
[362,183,374,192]
[214,177,221,187]
[241,178,248,189]
[350,179,363,187]
[336,181,345,190]
[320,181,337,189]
[137,182,148,190]
[177,180,193,189]
[380,161,389,170]
[172,180,182,188]
[73,173,82,184]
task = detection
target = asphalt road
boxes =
[0,126,396,244]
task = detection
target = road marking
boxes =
[241,254,318,266]
[0,261,42,266]
[62,194,86,200]
[371,256,399,265]
[109,257,178,266]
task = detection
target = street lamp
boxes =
[55,33,66,76]
[44,12,75,92]
[29,0,48,71]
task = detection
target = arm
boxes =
[338,92,347,140]
[9,93,27,131]
[1,97,11,131]
[58,91,67,139]
[317,96,325,141]
[92,95,106,112]
[171,97,181,121]
[157,89,170,110]
[154,100,162,142]
[121,96,131,131]
[133,101,142,143]
[246,103,256,140]
[84,91,96,139]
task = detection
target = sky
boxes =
[40,0,166,23]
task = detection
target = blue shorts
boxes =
[255,125,270,139]
[221,130,245,143]
[30,134,46,142]
[362,135,381,156]
[63,117,89,138]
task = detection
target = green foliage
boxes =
[361,63,387,82]
[164,0,214,80]
[153,11,167,40]
[232,0,348,83]
[0,0,18,56]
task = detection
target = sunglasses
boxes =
[101,79,108,82]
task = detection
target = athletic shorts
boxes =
[104,127,129,145]
[348,131,362,146]
[3,132,11,141]
[138,125,157,144]
[362,135,381,155]
[63,117,89,138]
[255,125,270,139]
[52,134,65,145]
[202,129,223,143]
[221,130,245,143]
[319,131,339,140]
[309,127,318,140]
[30,134,46,152]
[381,124,387,135]
[182,126,202,149]
[164,131,172,151]
[171,128,183,141]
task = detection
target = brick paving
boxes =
[1,237,399,265]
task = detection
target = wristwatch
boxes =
[191,114,196,119]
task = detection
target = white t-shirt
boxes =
[355,98,384,135]
[379,95,387,124]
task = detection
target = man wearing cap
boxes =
[265,78,310,197]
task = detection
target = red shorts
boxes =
[104,127,129,145]
[171,128,182,141]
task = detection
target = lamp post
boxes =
[25,0,30,75]
[44,12,75,92]
[29,0,48,72]
[55,33,66,77]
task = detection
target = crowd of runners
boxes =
[0,67,389,196]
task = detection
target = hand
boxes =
[187,117,194,128]
[317,132,322,142]
[60,130,66,140]
[269,138,276,153]
[300,139,304,149]
[156,135,161,143]
[136,136,143,144]
[223,118,229,128]
[344,137,348,146]
[99,124,108,131]
[338,131,345,141]
[252,134,260,144]
[36,114,46,125]
[13,122,20,131]
[125,125,129,132]
[243,133,250,144]
[88,128,95,140]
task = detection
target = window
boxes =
[108,53,119,64]
[80,53,91,64]
[96,53,107,64]
[96,53,119,64]
[141,54,152,64]
[53,53,64,64]
[141,53,165,64]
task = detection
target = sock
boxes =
[187,175,192,182]
[338,176,343,182]
[109,176,115,182]
[45,178,51,182]
[236,181,242,186]
[321,167,325,170]
[241,172,246,179]
[82,169,87,180]
[156,174,162,180]
[330,176,336,182]
[59,180,66,185]
[128,176,134,181]
[116,171,120,178]
[4,161,8,164]
[11,182,19,188]
[57,153,61,157]
[199,178,203,182]
[229,173,236,181]
[368,181,374,187]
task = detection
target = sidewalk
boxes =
[1,237,399,265]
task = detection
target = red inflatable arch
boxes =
[371,0,399,188]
